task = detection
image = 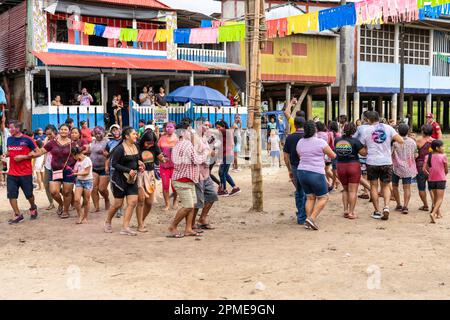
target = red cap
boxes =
[426,113,434,118]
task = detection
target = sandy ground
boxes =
[1,163,450,300]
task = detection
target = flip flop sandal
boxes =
[56,207,63,216]
[120,229,138,236]
[395,205,403,212]
[104,223,113,233]
[60,213,70,219]
[344,213,350,219]
[347,214,357,220]
[166,233,184,239]
[418,206,429,211]
[401,207,409,215]
[196,224,215,230]
[184,232,203,237]
[358,194,370,199]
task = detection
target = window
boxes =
[403,27,430,66]
[292,43,307,56]
[56,20,68,43]
[432,30,450,77]
[360,25,395,63]
[261,41,274,54]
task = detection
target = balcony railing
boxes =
[177,47,226,63]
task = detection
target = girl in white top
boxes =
[268,129,281,167]
[72,146,93,224]
[34,140,45,190]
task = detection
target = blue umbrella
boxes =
[0,86,6,105]
[166,85,231,106]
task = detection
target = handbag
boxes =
[123,172,137,184]
[52,143,72,180]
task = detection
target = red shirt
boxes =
[7,135,36,176]
[431,121,441,139]
[81,127,93,144]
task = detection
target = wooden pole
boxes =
[339,0,348,117]
[246,0,264,212]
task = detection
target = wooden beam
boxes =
[291,86,309,117]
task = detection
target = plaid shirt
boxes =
[172,139,208,184]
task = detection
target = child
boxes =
[423,140,448,223]
[268,129,281,167]
[72,146,93,224]
[33,128,46,143]
[34,140,45,190]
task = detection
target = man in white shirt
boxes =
[360,111,404,221]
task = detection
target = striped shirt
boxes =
[172,139,208,184]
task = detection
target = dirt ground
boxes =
[1,165,450,300]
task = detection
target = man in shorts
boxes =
[360,111,403,220]
[3,121,38,224]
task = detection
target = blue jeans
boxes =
[294,170,306,224]
[219,162,236,190]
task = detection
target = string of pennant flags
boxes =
[66,1,450,45]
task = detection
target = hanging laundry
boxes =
[201,20,213,28]
[287,13,318,35]
[94,24,106,37]
[137,29,157,42]
[71,20,84,31]
[266,19,278,38]
[119,28,138,42]
[189,28,218,44]
[212,20,223,28]
[83,23,95,35]
[218,23,245,42]
[319,3,357,31]
[278,18,288,37]
[174,28,192,44]
[267,18,287,38]
[103,27,121,39]
[154,29,173,43]
[309,12,319,32]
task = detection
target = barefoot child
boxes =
[423,140,448,223]
[33,140,45,190]
[72,146,93,224]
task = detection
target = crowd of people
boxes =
[0,98,448,234]
[1,107,243,237]
[283,101,448,230]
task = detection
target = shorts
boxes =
[416,171,428,192]
[7,175,34,200]
[298,170,328,197]
[359,157,367,175]
[234,144,241,153]
[366,165,393,183]
[428,181,446,190]
[392,174,412,185]
[173,180,197,208]
[93,169,107,176]
[194,177,219,209]
[111,182,138,198]
[336,162,361,186]
[49,168,76,184]
[270,150,280,158]
[75,179,93,190]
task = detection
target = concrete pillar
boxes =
[377,96,384,118]
[165,79,170,93]
[326,86,332,124]
[306,94,313,120]
[190,72,194,86]
[45,67,51,107]
[353,91,360,122]
[391,93,398,122]
[426,93,432,114]
[436,96,442,123]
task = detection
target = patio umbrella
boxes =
[166,85,231,106]
[0,86,6,105]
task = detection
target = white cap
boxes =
[110,124,120,131]
[145,124,156,131]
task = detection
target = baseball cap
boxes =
[426,113,434,118]
[110,124,120,131]
[145,124,155,131]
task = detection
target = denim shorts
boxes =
[416,171,428,192]
[392,174,412,185]
[298,170,329,197]
[75,179,93,190]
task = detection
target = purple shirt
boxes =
[296,136,328,175]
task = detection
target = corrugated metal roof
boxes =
[89,0,171,10]
[33,52,209,72]
[193,62,246,72]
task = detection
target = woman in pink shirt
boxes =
[158,122,178,211]
[423,140,448,223]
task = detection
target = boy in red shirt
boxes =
[426,113,442,140]
[2,120,38,224]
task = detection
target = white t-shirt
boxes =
[360,123,398,166]
[74,157,93,180]
[269,135,280,152]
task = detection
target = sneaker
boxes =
[381,207,390,221]
[229,187,241,196]
[304,224,310,230]
[305,218,319,230]
[371,211,382,220]
[218,190,229,197]
[30,207,38,220]
[8,215,24,225]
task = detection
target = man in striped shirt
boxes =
[167,128,209,238]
